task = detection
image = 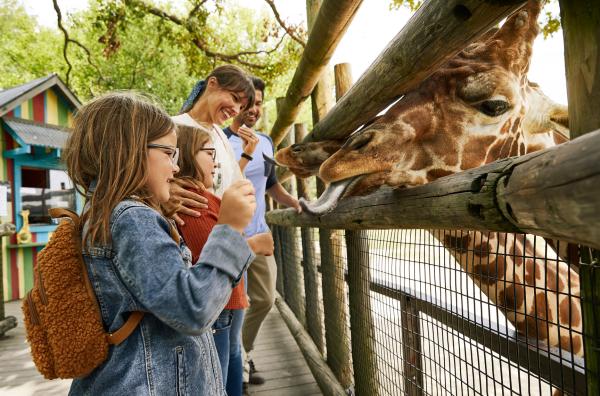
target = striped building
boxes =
[0,74,81,301]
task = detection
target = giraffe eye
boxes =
[477,100,510,117]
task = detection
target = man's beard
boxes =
[241,113,259,128]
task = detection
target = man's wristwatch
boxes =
[241,152,253,161]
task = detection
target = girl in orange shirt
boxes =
[173,124,272,395]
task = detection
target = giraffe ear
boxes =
[489,0,542,74]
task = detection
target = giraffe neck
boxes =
[441,231,582,356]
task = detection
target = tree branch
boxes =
[124,0,297,70]
[53,0,105,87]
[263,0,306,48]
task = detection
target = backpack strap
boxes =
[49,207,145,346]
[106,312,145,345]
[49,207,80,227]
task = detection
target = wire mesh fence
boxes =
[271,225,588,396]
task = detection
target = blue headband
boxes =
[180,79,206,113]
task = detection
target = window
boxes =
[20,168,76,225]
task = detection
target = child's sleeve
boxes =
[111,205,253,335]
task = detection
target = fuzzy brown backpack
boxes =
[22,208,143,379]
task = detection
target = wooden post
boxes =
[276,99,305,323]
[270,0,363,145]
[272,225,285,297]
[304,0,527,143]
[346,230,379,395]
[314,62,354,388]
[296,123,324,353]
[559,2,600,394]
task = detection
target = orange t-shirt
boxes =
[177,188,249,310]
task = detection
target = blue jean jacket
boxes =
[69,200,254,396]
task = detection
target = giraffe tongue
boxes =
[300,177,355,215]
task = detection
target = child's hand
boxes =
[218,180,256,233]
[247,232,274,256]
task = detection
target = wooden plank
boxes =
[267,129,600,250]
[275,295,346,395]
[269,0,363,145]
[305,0,527,143]
[0,301,71,395]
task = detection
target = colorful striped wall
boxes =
[2,86,75,301]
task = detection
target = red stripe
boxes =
[32,93,45,123]
[10,248,18,300]
[6,110,13,117]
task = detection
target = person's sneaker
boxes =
[248,359,265,385]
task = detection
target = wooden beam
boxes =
[295,123,324,353]
[304,0,527,143]
[267,129,600,250]
[558,2,600,394]
[346,230,380,395]
[275,294,347,396]
[269,0,363,145]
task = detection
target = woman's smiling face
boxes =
[206,78,249,125]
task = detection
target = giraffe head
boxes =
[274,139,344,177]
[298,1,569,214]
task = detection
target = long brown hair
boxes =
[175,123,213,184]
[63,91,175,245]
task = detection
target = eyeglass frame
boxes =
[147,143,179,165]
[197,147,217,161]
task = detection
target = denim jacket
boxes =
[69,200,254,396]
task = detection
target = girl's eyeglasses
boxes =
[198,148,217,161]
[147,143,179,165]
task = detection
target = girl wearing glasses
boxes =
[172,123,272,396]
[64,92,258,395]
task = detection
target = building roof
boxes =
[3,118,70,149]
[0,74,81,117]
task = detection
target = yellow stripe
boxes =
[21,100,30,119]
[67,111,74,127]
[46,90,58,125]
[17,248,25,298]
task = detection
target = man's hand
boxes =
[169,179,209,226]
[289,197,302,213]
[238,125,259,156]
[218,180,256,234]
[247,232,274,256]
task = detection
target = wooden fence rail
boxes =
[267,128,600,250]
[304,0,527,143]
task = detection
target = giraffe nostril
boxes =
[291,144,304,154]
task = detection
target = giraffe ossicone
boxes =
[275,0,582,358]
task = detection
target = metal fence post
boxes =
[399,294,424,395]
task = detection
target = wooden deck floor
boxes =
[0,301,321,396]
